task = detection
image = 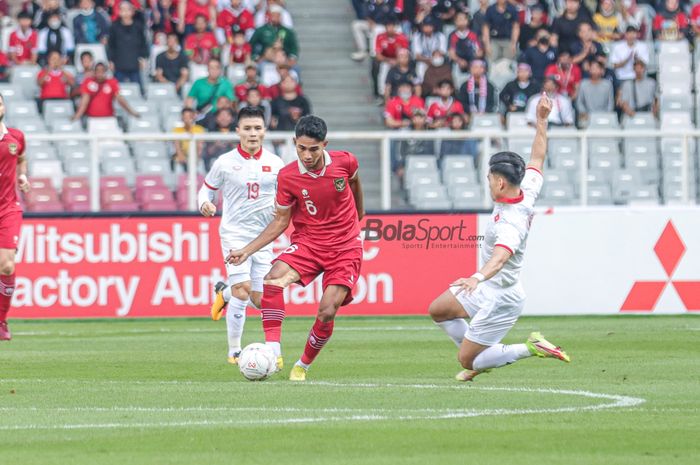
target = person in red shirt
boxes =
[72,62,140,119]
[228,29,252,65]
[184,14,220,64]
[654,0,690,41]
[105,0,145,23]
[384,81,426,129]
[691,2,700,36]
[0,51,8,82]
[178,0,216,35]
[227,115,365,382]
[234,64,269,102]
[216,0,255,43]
[0,94,31,341]
[37,50,75,101]
[375,20,409,64]
[427,80,465,128]
[544,51,582,99]
[265,63,302,100]
[9,11,38,65]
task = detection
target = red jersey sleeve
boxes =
[452,101,465,114]
[80,78,92,94]
[275,170,296,208]
[397,34,409,49]
[110,78,120,95]
[427,102,439,120]
[345,151,359,178]
[9,128,26,155]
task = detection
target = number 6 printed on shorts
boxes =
[284,244,299,254]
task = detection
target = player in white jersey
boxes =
[429,94,570,382]
[198,107,284,365]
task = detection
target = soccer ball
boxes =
[238,343,277,381]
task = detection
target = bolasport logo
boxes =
[362,218,483,251]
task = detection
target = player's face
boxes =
[294,136,328,170]
[236,117,266,153]
[487,172,506,200]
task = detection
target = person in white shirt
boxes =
[428,94,571,382]
[611,25,649,82]
[199,106,285,365]
[526,77,575,126]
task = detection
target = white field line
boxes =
[0,382,645,431]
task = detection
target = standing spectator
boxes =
[76,51,94,85]
[253,0,294,29]
[103,0,146,24]
[457,60,497,123]
[172,107,205,170]
[249,5,298,65]
[37,12,74,65]
[551,0,593,53]
[544,51,582,99]
[9,11,39,65]
[421,50,453,97]
[526,77,575,126]
[448,11,483,73]
[482,0,520,61]
[576,59,614,125]
[610,25,649,82]
[108,2,149,91]
[653,0,689,41]
[216,0,255,43]
[184,14,220,64]
[519,30,557,83]
[432,0,469,23]
[519,5,548,51]
[270,75,311,131]
[37,50,74,103]
[155,32,190,94]
[411,17,447,80]
[228,29,252,66]
[72,62,140,119]
[0,51,8,82]
[177,0,216,36]
[618,0,647,37]
[238,87,272,126]
[383,81,425,129]
[234,64,267,102]
[384,47,420,101]
[151,0,180,39]
[199,95,235,130]
[374,19,409,97]
[203,108,237,168]
[593,0,622,43]
[351,0,397,61]
[73,0,110,45]
[499,63,539,123]
[427,80,465,128]
[571,22,605,75]
[34,0,65,30]
[186,58,235,113]
[617,59,657,117]
[471,0,489,41]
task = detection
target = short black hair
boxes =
[181,107,196,115]
[489,151,526,186]
[437,79,453,89]
[237,106,265,123]
[295,115,327,141]
[17,11,32,20]
[80,51,94,60]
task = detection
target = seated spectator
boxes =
[519,30,557,83]
[576,60,614,125]
[228,29,252,66]
[76,51,94,85]
[108,2,149,90]
[155,32,190,94]
[519,5,548,51]
[234,64,268,102]
[482,0,520,61]
[199,95,235,130]
[270,75,311,131]
[414,0,442,30]
[544,51,582,99]
[37,12,75,65]
[216,0,255,43]
[250,5,298,66]
[0,51,8,82]
[385,47,420,101]
[421,50,453,97]
[172,107,205,171]
[265,62,301,98]
[184,14,220,64]
[593,0,622,43]
[177,0,216,36]
[411,16,447,80]
[611,25,649,83]
[151,0,179,39]
[238,87,272,127]
[653,0,689,41]
[448,11,483,73]
[439,114,472,156]
[570,22,605,76]
[350,0,395,61]
[427,80,465,128]
[499,63,539,122]
[457,60,497,123]
[9,11,39,64]
[617,59,658,117]
[186,58,235,114]
[73,0,110,45]
[618,0,647,37]
[72,62,140,119]
[526,77,574,126]
[551,0,593,53]
[253,0,294,29]
[37,50,74,102]
[384,81,426,129]
[374,18,409,97]
[203,108,237,168]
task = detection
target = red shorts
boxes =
[273,242,363,306]
[0,210,22,250]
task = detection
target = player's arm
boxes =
[349,170,365,221]
[198,183,217,216]
[116,94,140,118]
[72,94,90,120]
[452,246,512,295]
[226,205,292,265]
[16,145,30,192]
[527,93,553,173]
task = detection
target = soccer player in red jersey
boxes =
[0,94,31,341]
[227,115,365,381]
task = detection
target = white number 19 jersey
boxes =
[204,146,285,248]
[482,167,544,287]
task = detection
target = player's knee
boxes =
[317,304,338,322]
[458,352,475,370]
[428,299,444,321]
[231,284,251,301]
[0,260,15,276]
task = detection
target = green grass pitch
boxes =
[1,315,699,465]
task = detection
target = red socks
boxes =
[0,274,15,321]
[261,284,285,343]
[301,318,335,365]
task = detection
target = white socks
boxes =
[267,341,281,357]
[472,343,531,372]
[222,286,232,302]
[435,319,468,347]
[226,296,248,357]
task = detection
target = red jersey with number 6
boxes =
[276,150,361,250]
[0,127,26,215]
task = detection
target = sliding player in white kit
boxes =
[429,94,570,382]
[199,106,284,365]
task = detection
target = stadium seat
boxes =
[540,183,576,205]
[622,112,656,130]
[471,113,502,130]
[623,139,657,158]
[159,102,183,120]
[413,198,453,210]
[444,170,477,189]
[129,100,159,116]
[137,158,176,188]
[450,185,483,209]
[62,176,89,191]
[0,84,25,101]
[628,186,660,205]
[25,188,64,212]
[74,44,107,72]
[28,178,53,191]
[409,185,450,206]
[146,83,178,101]
[132,142,169,159]
[142,199,178,211]
[7,100,39,120]
[100,145,131,160]
[65,160,92,177]
[102,159,136,186]
[407,171,441,189]
[441,155,476,175]
[102,186,139,211]
[59,143,91,162]
[87,117,121,134]
[586,169,612,184]
[189,63,209,82]
[140,186,175,206]
[118,82,142,100]
[543,170,571,185]
[13,117,47,133]
[44,99,76,121]
[660,94,691,112]
[27,144,58,161]
[587,112,619,129]
[62,188,90,208]
[29,160,63,189]
[100,176,128,190]
[9,65,41,99]
[625,151,659,170]
[507,138,533,159]
[587,183,613,205]
[612,169,646,203]
[50,119,84,134]
[506,112,530,131]
[127,114,161,133]
[405,155,438,173]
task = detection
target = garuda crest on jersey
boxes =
[8,143,17,155]
[334,177,346,192]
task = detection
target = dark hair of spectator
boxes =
[80,51,94,60]
[437,79,453,89]
[237,106,265,123]
[295,115,327,141]
[195,14,207,22]
[247,87,261,95]
[17,11,32,21]
[208,57,222,66]
[181,107,196,115]
[216,108,234,118]
[489,152,526,186]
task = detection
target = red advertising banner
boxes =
[12,214,479,318]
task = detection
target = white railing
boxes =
[28,128,698,211]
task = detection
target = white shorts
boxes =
[221,242,273,292]
[450,280,526,346]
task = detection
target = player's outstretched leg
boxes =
[262,262,301,372]
[211,281,228,321]
[225,296,248,364]
[429,290,470,348]
[526,332,570,362]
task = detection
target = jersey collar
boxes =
[495,191,524,204]
[297,150,332,177]
[237,144,262,160]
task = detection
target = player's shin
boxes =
[261,284,285,357]
[472,343,531,372]
[298,318,335,367]
[226,296,248,357]
[0,273,15,321]
[435,319,469,348]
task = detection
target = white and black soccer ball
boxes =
[238,343,277,381]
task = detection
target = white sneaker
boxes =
[351,51,367,61]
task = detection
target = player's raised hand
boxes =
[200,201,217,217]
[537,93,553,121]
[226,249,249,265]
[17,174,30,193]
[450,277,479,296]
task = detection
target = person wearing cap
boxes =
[499,62,539,123]
[411,16,447,80]
[525,78,574,126]
[518,29,557,83]
[610,25,649,82]
[617,59,658,118]
[155,32,190,94]
[482,0,520,60]
[576,59,614,126]
[249,4,299,65]
[72,62,140,120]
